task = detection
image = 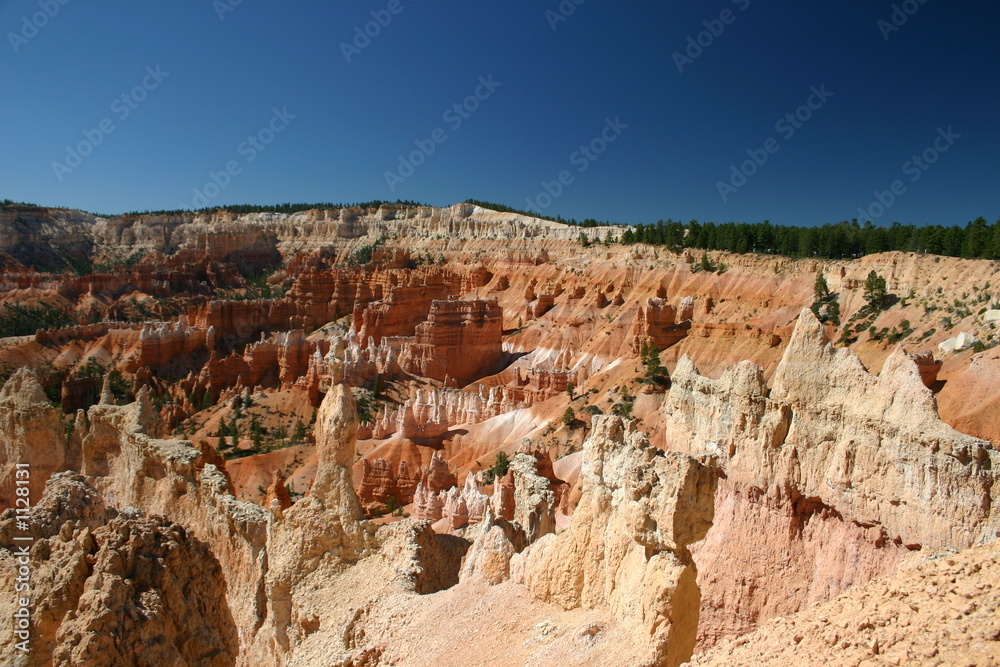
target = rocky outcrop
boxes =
[413,482,444,522]
[53,514,239,667]
[393,385,529,440]
[54,387,271,656]
[354,281,450,344]
[0,369,70,510]
[0,472,238,667]
[766,310,999,549]
[510,453,556,543]
[181,330,325,404]
[358,458,418,511]
[254,382,377,656]
[413,472,489,529]
[938,331,981,354]
[689,539,1000,667]
[188,299,284,348]
[399,299,503,384]
[491,470,515,521]
[513,416,717,667]
[632,297,691,352]
[126,318,209,372]
[441,486,469,530]
[516,446,571,515]
[83,206,623,263]
[411,453,460,521]
[664,308,1000,646]
[308,384,363,518]
[908,351,942,388]
[0,473,110,666]
[251,378,472,662]
[458,506,523,585]
[339,334,402,386]
[0,206,95,271]
[417,450,457,493]
[264,469,292,511]
[460,472,489,524]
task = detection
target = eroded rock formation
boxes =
[664,308,1000,646]
[399,299,502,384]
[513,416,717,667]
[632,297,691,352]
[509,453,556,543]
[53,514,240,667]
[0,369,70,508]
[689,539,1000,667]
[4,203,1000,665]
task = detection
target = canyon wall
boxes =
[399,298,503,384]
[3,202,1000,663]
[664,308,1000,646]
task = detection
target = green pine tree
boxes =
[864,270,889,310]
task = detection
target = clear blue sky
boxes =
[1,0,997,226]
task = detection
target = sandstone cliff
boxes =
[664,308,1000,646]
[0,369,70,510]
[513,416,717,667]
[399,299,503,384]
[0,472,239,667]
[687,539,1000,667]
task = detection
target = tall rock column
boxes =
[309,384,363,519]
[0,369,70,510]
[509,453,555,544]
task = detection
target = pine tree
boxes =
[814,271,830,302]
[699,253,713,272]
[292,419,308,443]
[864,270,889,310]
[826,300,841,325]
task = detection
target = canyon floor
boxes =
[0,203,998,666]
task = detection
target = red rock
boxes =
[908,351,942,389]
[632,297,691,353]
[264,469,292,510]
[399,299,503,384]
[677,296,695,322]
[127,318,209,373]
[417,450,457,493]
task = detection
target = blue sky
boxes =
[1,0,997,226]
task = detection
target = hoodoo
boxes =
[2,203,999,665]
